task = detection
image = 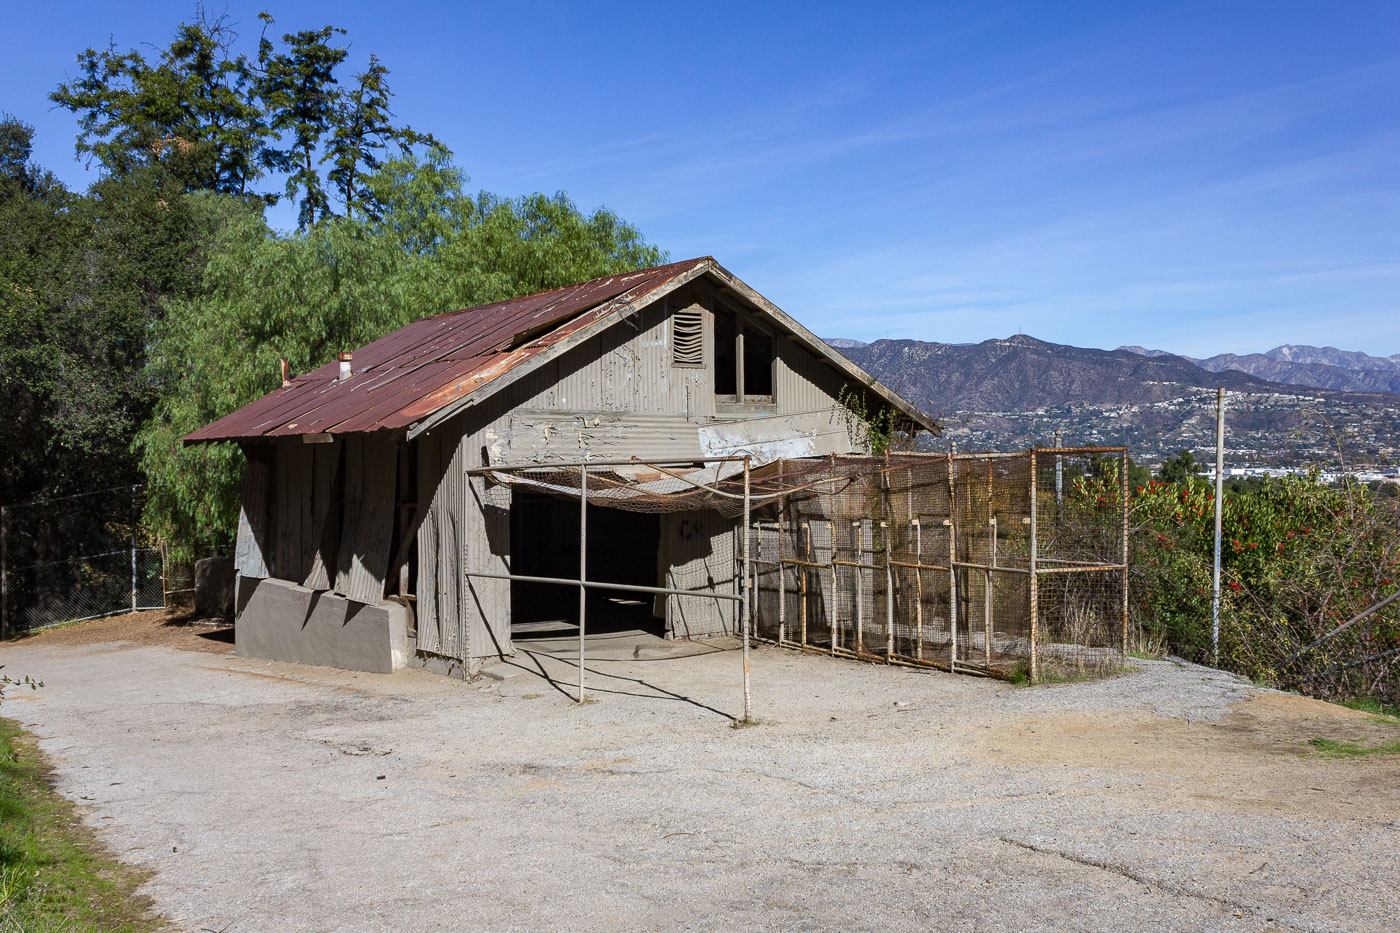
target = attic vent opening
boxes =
[672,306,704,367]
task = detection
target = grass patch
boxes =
[0,718,161,932]
[1334,696,1400,722]
[1007,661,1135,687]
[1305,736,1400,759]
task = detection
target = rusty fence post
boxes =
[776,514,786,645]
[852,520,864,654]
[913,518,924,660]
[985,458,994,669]
[1028,449,1039,684]
[946,452,959,668]
[800,522,810,648]
[827,520,837,652]
[1121,448,1130,663]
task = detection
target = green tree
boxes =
[326,55,438,220]
[254,16,347,226]
[137,153,666,553]
[1157,449,1204,485]
[0,118,236,507]
[50,10,271,198]
[51,8,438,223]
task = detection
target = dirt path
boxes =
[3,613,1398,932]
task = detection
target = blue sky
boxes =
[5,1,1398,357]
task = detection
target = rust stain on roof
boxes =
[184,258,709,444]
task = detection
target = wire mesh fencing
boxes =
[481,449,1129,682]
[746,449,1129,681]
[1,485,166,635]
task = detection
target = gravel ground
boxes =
[2,614,1399,933]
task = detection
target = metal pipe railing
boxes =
[469,453,753,718]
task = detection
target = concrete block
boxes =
[194,557,236,620]
[234,576,409,673]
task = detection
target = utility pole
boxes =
[1054,429,1063,505]
[1212,388,1226,667]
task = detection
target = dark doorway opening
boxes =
[509,490,663,636]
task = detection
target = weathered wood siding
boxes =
[661,510,738,638]
[333,435,396,606]
[234,435,395,608]
[415,419,464,659]
[416,272,877,662]
[302,441,341,591]
[235,445,272,579]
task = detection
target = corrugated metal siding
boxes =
[773,338,858,430]
[465,472,511,659]
[272,438,315,583]
[302,441,341,590]
[186,258,711,443]
[484,411,705,464]
[410,278,880,662]
[235,448,271,579]
[415,424,459,657]
[699,410,857,460]
[332,434,396,606]
[662,510,737,638]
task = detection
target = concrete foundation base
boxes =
[195,557,236,620]
[235,576,409,673]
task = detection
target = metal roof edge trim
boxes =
[404,260,715,440]
[705,261,941,435]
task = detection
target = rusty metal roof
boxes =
[184,258,711,444]
[185,255,939,445]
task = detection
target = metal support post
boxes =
[913,518,924,660]
[827,521,837,651]
[1054,429,1063,506]
[852,521,864,653]
[130,485,138,613]
[578,466,588,703]
[800,522,810,647]
[1212,388,1225,667]
[882,522,894,656]
[1,505,8,640]
[776,514,786,644]
[946,453,959,667]
[742,458,752,723]
[1121,449,1130,662]
[985,516,997,668]
[985,460,995,668]
[1028,450,1039,683]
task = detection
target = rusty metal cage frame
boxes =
[474,446,1129,691]
[744,447,1129,682]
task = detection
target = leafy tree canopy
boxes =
[1,115,237,506]
[50,5,436,226]
[1157,449,1205,486]
[137,150,667,553]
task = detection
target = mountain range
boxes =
[1117,344,1400,395]
[829,335,1400,465]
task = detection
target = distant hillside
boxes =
[840,335,1299,412]
[831,335,1400,465]
[1118,344,1400,395]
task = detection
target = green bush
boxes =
[1122,471,1400,705]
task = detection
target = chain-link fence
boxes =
[1,486,166,635]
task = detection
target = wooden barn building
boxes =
[186,257,936,676]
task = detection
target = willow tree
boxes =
[137,152,666,554]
